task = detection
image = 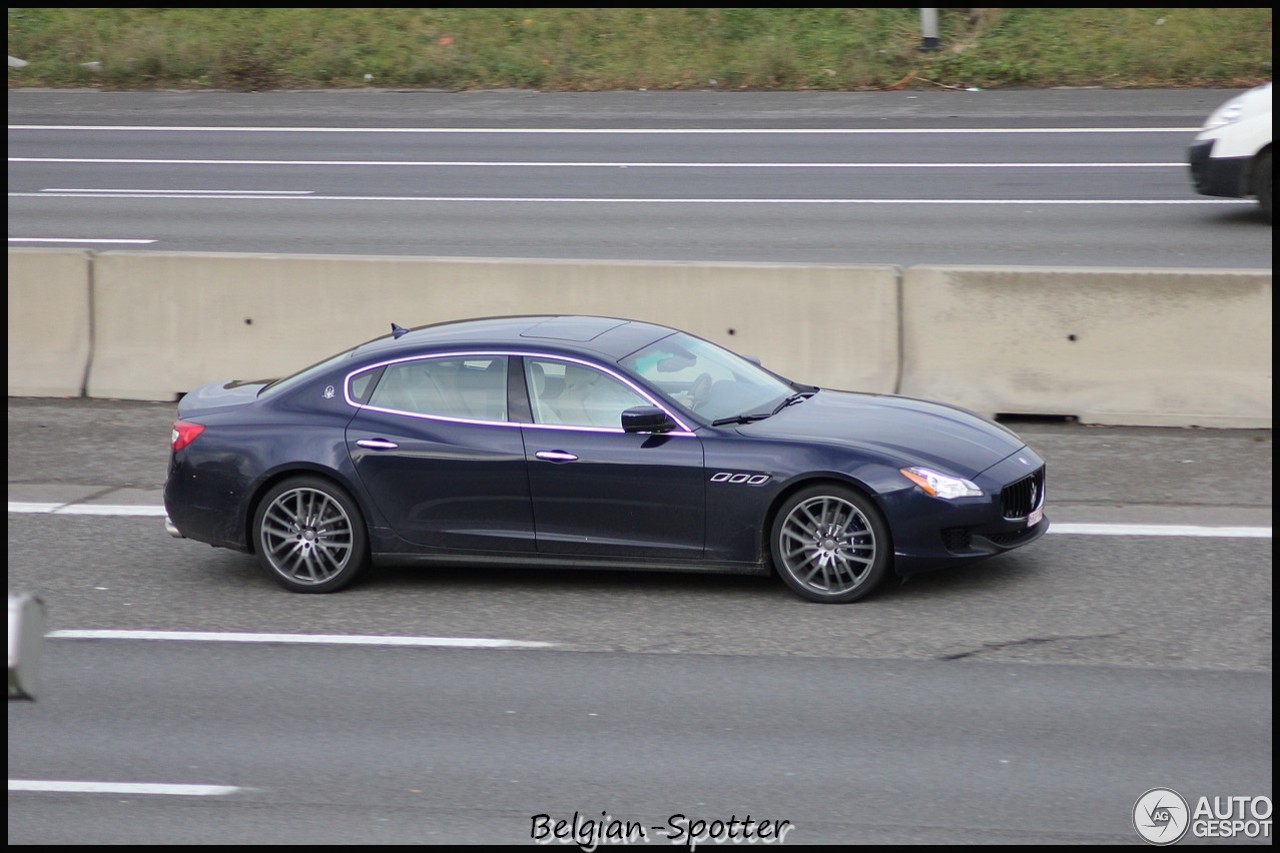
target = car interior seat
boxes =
[553,363,598,425]
[456,358,506,420]
[527,361,556,424]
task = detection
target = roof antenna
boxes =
[391,323,409,339]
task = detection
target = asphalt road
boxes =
[8,88,1273,266]
[7,398,1273,844]
[8,643,1271,845]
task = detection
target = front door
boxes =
[520,356,704,559]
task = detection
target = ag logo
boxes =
[323,385,335,399]
[1134,788,1190,845]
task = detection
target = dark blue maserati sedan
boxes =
[164,315,1047,603]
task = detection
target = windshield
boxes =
[619,333,795,422]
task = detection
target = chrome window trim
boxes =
[344,349,694,435]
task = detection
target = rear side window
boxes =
[349,367,383,405]
[366,356,508,422]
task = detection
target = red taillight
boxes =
[171,420,205,452]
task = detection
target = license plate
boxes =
[1027,505,1044,527]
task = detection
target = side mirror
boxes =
[621,406,676,434]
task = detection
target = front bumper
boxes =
[887,449,1049,576]
[1188,140,1250,198]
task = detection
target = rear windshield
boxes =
[258,346,360,399]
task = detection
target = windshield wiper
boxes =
[711,389,817,427]
[770,389,817,415]
[711,411,774,427]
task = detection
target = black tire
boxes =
[252,476,370,593]
[769,483,891,603]
[1255,149,1271,223]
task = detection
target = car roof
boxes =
[352,315,680,361]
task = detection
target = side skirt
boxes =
[371,551,771,577]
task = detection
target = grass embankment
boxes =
[7,7,1273,92]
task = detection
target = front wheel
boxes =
[252,476,370,593]
[769,484,891,603]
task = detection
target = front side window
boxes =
[525,358,648,429]
[366,356,508,422]
[620,333,793,421]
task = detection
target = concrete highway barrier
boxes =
[899,265,1272,428]
[5,250,1273,427]
[84,252,901,400]
[7,249,93,397]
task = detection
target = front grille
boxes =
[1001,466,1046,520]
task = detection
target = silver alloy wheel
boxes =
[777,495,877,596]
[258,486,356,586]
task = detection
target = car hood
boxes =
[733,389,1026,478]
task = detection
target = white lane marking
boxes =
[9,780,239,796]
[48,629,555,649]
[7,502,1271,538]
[41,187,314,194]
[9,502,167,516]
[7,192,1250,205]
[7,237,155,244]
[1049,523,1271,538]
[12,157,1185,168]
[8,124,1201,134]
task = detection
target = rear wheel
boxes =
[769,484,890,603]
[253,476,369,593]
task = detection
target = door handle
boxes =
[356,438,399,450]
[535,450,578,462]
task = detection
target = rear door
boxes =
[346,354,534,552]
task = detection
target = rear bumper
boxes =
[164,470,251,552]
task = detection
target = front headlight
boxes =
[1202,95,1247,130]
[900,467,983,500]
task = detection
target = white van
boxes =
[1188,83,1272,221]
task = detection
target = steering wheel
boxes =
[689,372,714,410]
